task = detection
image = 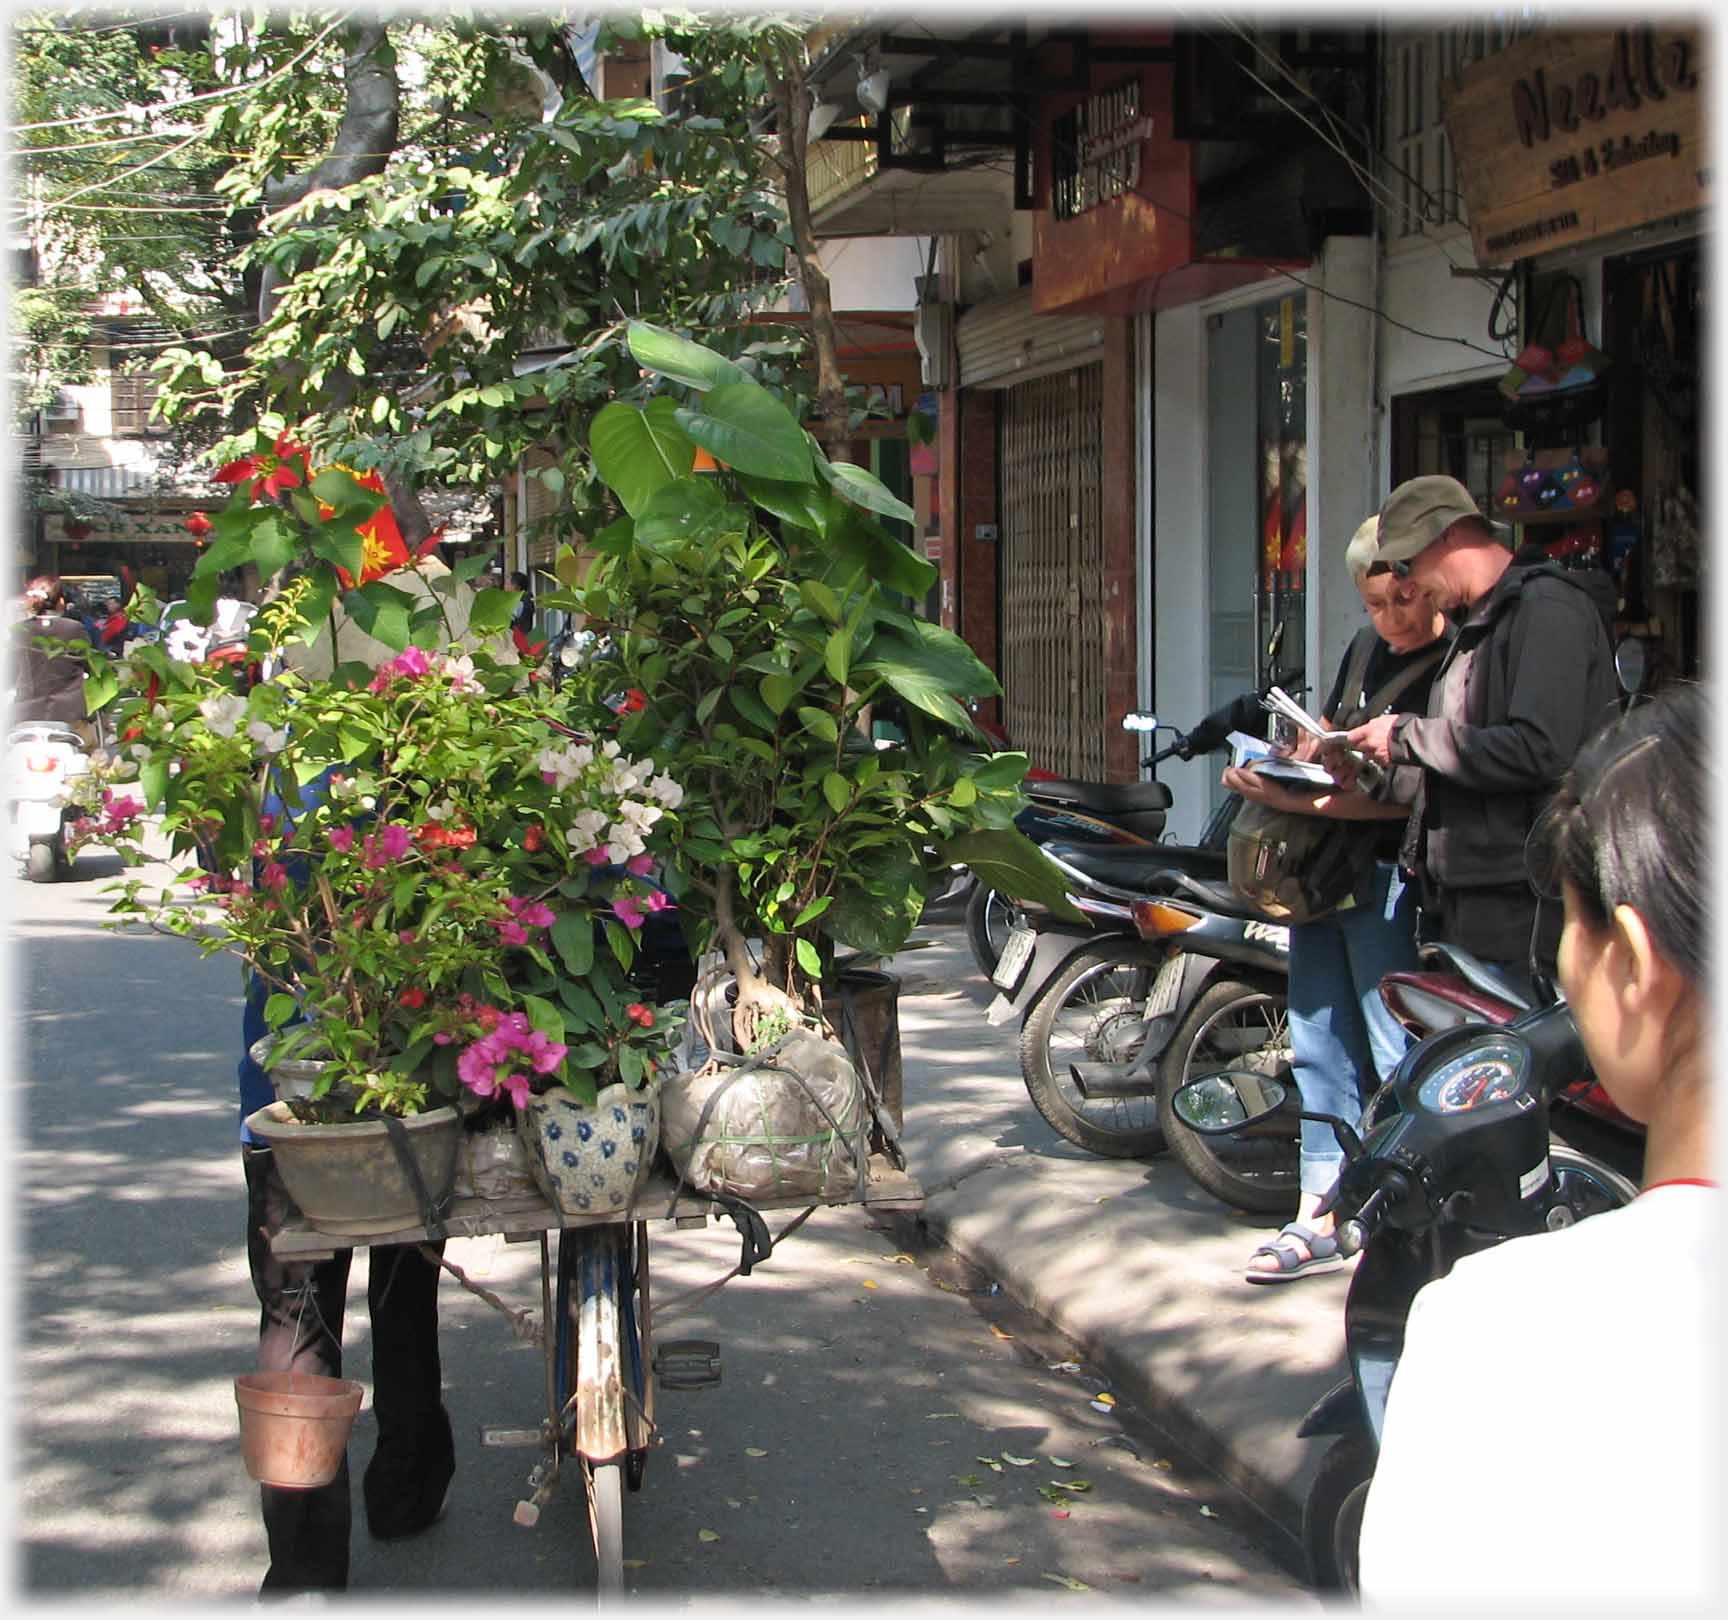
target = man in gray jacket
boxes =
[1344,475,1618,973]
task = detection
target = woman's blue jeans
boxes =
[1289,860,1420,1198]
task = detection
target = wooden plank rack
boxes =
[271,1153,924,1260]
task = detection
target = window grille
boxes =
[1380,14,1546,242]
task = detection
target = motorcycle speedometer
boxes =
[1416,1036,1531,1115]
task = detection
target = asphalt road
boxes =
[8,844,1311,1605]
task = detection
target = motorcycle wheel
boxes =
[1303,1430,1376,1593]
[1547,1143,1639,1215]
[965,883,1014,979]
[26,842,56,883]
[1017,941,1167,1158]
[1156,978,1299,1213]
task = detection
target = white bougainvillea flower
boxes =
[246,719,289,754]
[566,807,609,853]
[615,799,663,833]
[198,692,248,738]
[647,772,685,810]
[426,799,456,822]
[605,828,647,864]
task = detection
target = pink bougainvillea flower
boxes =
[259,813,277,836]
[584,847,610,867]
[432,1032,453,1046]
[644,889,671,913]
[519,901,555,929]
[259,862,289,892]
[625,853,655,877]
[611,896,645,930]
[328,825,355,853]
[398,930,416,945]
[379,824,412,858]
[495,920,529,947]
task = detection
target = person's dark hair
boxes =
[1536,682,1706,986]
[510,570,530,592]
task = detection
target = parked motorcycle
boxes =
[986,844,1288,1163]
[966,623,1298,978]
[5,718,95,882]
[1169,999,1638,1593]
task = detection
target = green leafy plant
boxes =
[555,321,1079,1045]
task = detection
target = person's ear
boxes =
[1610,903,1685,1021]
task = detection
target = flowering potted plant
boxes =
[80,434,691,1227]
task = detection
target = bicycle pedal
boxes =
[480,1427,543,1448]
[653,1338,722,1390]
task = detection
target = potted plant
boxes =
[80,437,690,1231]
[551,323,1077,1074]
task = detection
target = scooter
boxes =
[987,845,1289,1164]
[1169,999,1638,1594]
[5,717,95,882]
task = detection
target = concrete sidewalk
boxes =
[884,913,1350,1570]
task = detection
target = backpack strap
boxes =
[1331,626,1381,729]
[1356,637,1447,725]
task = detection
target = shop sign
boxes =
[1445,26,1705,263]
[1052,81,1154,221]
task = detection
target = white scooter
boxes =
[4,716,94,882]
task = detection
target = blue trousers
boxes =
[1288,861,1420,1198]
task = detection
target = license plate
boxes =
[1143,954,1185,1019]
[992,925,1036,991]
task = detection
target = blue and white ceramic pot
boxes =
[519,1081,660,1215]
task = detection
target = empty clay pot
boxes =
[235,1371,365,1489]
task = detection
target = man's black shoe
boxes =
[363,1406,454,1542]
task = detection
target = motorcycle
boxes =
[986,845,1288,1164]
[1169,999,1639,1593]
[5,718,95,882]
[966,624,1298,978]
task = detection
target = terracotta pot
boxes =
[243,1101,461,1236]
[519,1082,659,1215]
[235,1371,364,1488]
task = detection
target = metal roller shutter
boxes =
[956,289,1106,390]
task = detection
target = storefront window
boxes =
[1256,294,1307,687]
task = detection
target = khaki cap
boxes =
[1375,475,1505,565]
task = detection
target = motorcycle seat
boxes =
[1026,777,1174,815]
[1029,846,1264,918]
[1417,942,1537,1009]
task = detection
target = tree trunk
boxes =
[767,49,850,454]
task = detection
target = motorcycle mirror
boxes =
[1265,621,1285,664]
[1169,1070,1290,1134]
[1121,711,1158,733]
[1613,635,1648,696]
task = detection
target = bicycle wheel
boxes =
[586,1461,625,1602]
[1156,977,1299,1213]
[556,1224,653,1593]
[1018,941,1167,1157]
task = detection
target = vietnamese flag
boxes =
[318,466,411,587]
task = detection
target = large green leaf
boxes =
[249,513,298,582]
[816,456,916,524]
[550,910,594,977]
[591,397,697,516]
[819,507,936,598]
[343,580,417,652]
[735,470,831,533]
[626,321,750,390]
[675,382,812,484]
[939,828,1085,924]
[856,617,998,731]
[824,844,929,958]
[467,586,518,635]
[633,474,739,549]
[970,751,1031,791]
